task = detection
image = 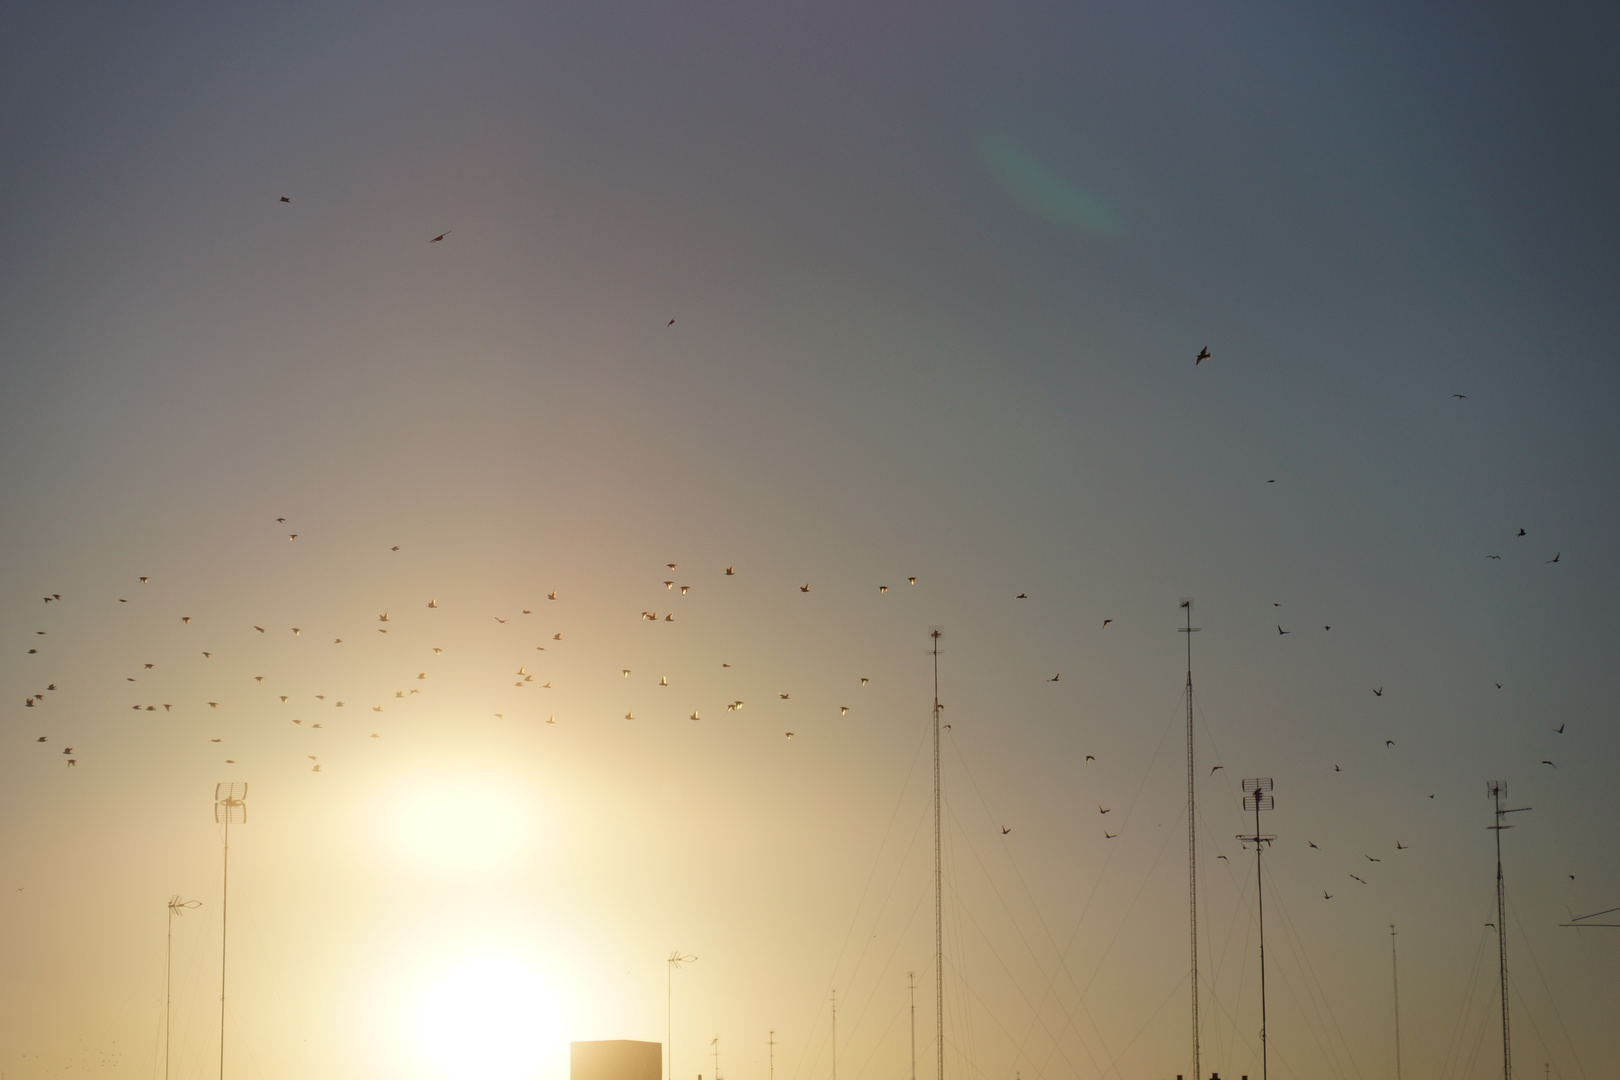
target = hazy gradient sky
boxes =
[3,4,1618,1080]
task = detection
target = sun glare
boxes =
[382,771,546,873]
[418,955,559,1080]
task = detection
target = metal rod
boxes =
[931,630,943,1080]
[1495,784,1511,1080]
[1180,602,1200,1080]
[908,972,916,1080]
[1391,925,1403,1080]
[219,814,229,1080]
[166,904,174,1080]
[1257,800,1267,1080]
[830,991,836,1080]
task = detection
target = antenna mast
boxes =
[769,1031,775,1080]
[1238,778,1276,1080]
[1488,781,1531,1080]
[212,784,247,1080]
[908,972,917,1080]
[1391,925,1403,1080]
[1179,602,1201,1080]
[931,629,944,1080]
[830,991,837,1080]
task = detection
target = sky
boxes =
[2,2,1618,1080]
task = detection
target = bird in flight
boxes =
[280,196,290,202]
[1016,593,1027,599]
[1556,723,1564,733]
[800,584,810,592]
[1373,687,1383,697]
[860,677,869,686]
[1210,765,1223,775]
[689,712,700,721]
[1308,841,1318,848]
[1547,552,1561,563]
[725,567,734,575]
[908,577,917,585]
[1085,755,1095,763]
[1195,346,1210,365]
[430,232,449,242]
[1278,625,1290,635]
[779,693,790,699]
[1396,841,1407,850]
[1495,682,1503,689]
[667,563,676,570]
[1102,618,1113,627]
[1518,528,1526,536]
[664,580,674,589]
[784,732,794,739]
[1365,854,1381,862]
[548,591,558,600]
[1386,740,1395,747]
[1542,760,1557,768]
[1350,874,1367,884]
[1001,826,1011,835]
[668,319,675,327]
[1048,673,1060,682]
[879,585,888,593]
[1099,806,1111,814]
[1104,831,1116,839]
[840,706,849,715]
[1486,554,1501,559]
[1323,891,1333,900]
[1451,393,1467,399]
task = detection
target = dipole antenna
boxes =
[930,629,944,1080]
[667,951,697,1080]
[166,896,202,1080]
[1238,778,1276,1080]
[908,971,917,1080]
[1178,601,1201,1080]
[1391,925,1403,1080]
[212,783,247,1080]
[1487,781,1531,1080]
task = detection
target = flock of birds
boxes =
[13,332,1576,909]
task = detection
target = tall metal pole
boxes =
[1256,800,1268,1080]
[1180,602,1201,1080]
[219,812,229,1080]
[166,897,199,1080]
[931,630,944,1080]
[769,1031,775,1080]
[1487,781,1530,1080]
[1239,778,1275,1080]
[830,991,837,1080]
[667,953,696,1080]
[908,971,917,1080]
[1391,925,1403,1080]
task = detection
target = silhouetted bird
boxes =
[1350,874,1367,884]
[1396,842,1407,850]
[1104,831,1116,839]
[1452,393,1467,399]
[1518,528,1526,536]
[1387,740,1395,747]
[1486,554,1501,559]
[1210,766,1223,775]
[1016,593,1027,599]
[725,567,734,575]
[1547,552,1561,563]
[1323,891,1333,899]
[430,232,449,242]
[1099,806,1111,814]
[1556,723,1564,733]
[280,196,290,202]
[668,318,675,326]
[1309,841,1318,848]
[1374,687,1383,696]
[1001,827,1011,835]
[1048,673,1061,682]
[1102,619,1112,627]
[1195,346,1210,365]
[1278,625,1290,635]
[1542,760,1557,768]
[1365,855,1381,862]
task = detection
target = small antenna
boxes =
[768,1031,775,1080]
[212,783,247,1080]
[1391,925,1403,1080]
[667,951,697,1080]
[929,630,945,1080]
[166,896,201,1080]
[907,972,917,1080]
[830,990,837,1080]
[1238,778,1276,1080]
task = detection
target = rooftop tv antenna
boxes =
[1178,600,1201,1080]
[165,896,202,1080]
[1238,778,1276,1080]
[212,783,247,1080]
[667,951,697,1080]
[1487,780,1530,1080]
[1391,925,1403,1080]
[929,629,944,1080]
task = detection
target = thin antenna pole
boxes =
[1257,800,1268,1080]
[1487,782,1531,1080]
[1179,602,1201,1080]
[769,1031,775,1080]
[712,1035,720,1080]
[166,904,174,1080]
[219,813,229,1080]
[669,962,673,1080]
[908,972,917,1080]
[1391,925,1403,1080]
[830,992,836,1080]
[931,630,944,1080]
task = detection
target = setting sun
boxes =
[417,955,560,1080]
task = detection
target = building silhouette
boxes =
[572,1040,662,1080]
